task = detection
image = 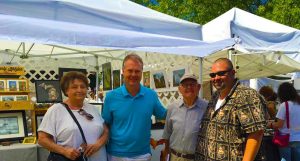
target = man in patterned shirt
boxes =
[195,58,266,161]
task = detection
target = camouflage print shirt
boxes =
[195,80,266,161]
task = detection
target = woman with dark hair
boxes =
[38,71,108,161]
[267,82,300,161]
[259,86,278,119]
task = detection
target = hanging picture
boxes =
[2,95,15,101]
[152,70,168,89]
[58,68,87,80]
[18,80,27,91]
[15,95,28,101]
[113,70,121,89]
[7,80,17,91]
[35,80,63,103]
[0,110,27,141]
[0,79,5,91]
[102,62,112,91]
[171,68,186,87]
[143,71,151,88]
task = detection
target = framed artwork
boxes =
[0,110,27,141]
[18,80,27,91]
[15,95,28,101]
[112,70,121,89]
[171,68,186,87]
[152,70,168,89]
[0,79,5,91]
[35,80,63,103]
[7,80,17,91]
[58,68,87,80]
[102,62,112,91]
[22,136,37,144]
[2,95,15,101]
[35,114,44,132]
[121,74,124,85]
[143,71,151,88]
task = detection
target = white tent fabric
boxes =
[201,7,300,81]
[0,0,235,59]
[0,0,201,40]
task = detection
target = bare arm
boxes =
[38,131,81,160]
[84,123,109,157]
[242,130,264,161]
[267,119,284,129]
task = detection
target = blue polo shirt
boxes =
[102,84,167,157]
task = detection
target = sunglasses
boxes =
[78,109,94,120]
[180,83,197,88]
[209,69,232,78]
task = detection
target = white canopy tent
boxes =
[201,7,300,82]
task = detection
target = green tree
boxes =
[256,0,300,29]
[132,0,262,24]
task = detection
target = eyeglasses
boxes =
[209,69,232,78]
[180,83,197,88]
[78,109,94,120]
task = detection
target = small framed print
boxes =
[2,95,15,101]
[0,110,27,141]
[102,62,112,91]
[152,70,168,89]
[171,67,186,87]
[0,79,5,91]
[143,71,151,88]
[35,80,63,103]
[7,80,17,91]
[22,136,37,144]
[15,95,28,101]
[112,70,121,89]
[18,80,27,91]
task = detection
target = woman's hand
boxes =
[83,143,101,157]
[64,147,81,160]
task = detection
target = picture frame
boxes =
[58,68,87,80]
[0,79,5,91]
[112,70,121,89]
[7,80,17,91]
[2,95,15,101]
[18,80,27,91]
[15,95,28,101]
[35,114,44,132]
[152,70,168,89]
[0,110,28,141]
[171,67,186,88]
[35,80,63,103]
[143,71,151,88]
[22,136,37,144]
[102,62,112,91]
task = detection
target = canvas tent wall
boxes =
[201,7,300,82]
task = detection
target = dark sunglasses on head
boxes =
[209,69,232,78]
[78,109,94,120]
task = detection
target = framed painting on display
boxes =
[35,80,63,103]
[0,110,28,141]
[171,67,186,88]
[0,79,5,91]
[18,80,27,91]
[112,70,121,89]
[7,80,17,91]
[152,70,168,89]
[102,62,112,91]
[143,71,151,88]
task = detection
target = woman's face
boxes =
[66,79,87,102]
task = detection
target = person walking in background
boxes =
[161,73,208,161]
[102,53,167,161]
[38,71,108,161]
[195,58,266,161]
[259,86,280,161]
[267,82,300,161]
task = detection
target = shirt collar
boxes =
[179,97,200,109]
[121,84,145,97]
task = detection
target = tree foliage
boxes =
[132,0,300,29]
[132,0,262,24]
[256,0,300,29]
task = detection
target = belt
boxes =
[170,149,195,160]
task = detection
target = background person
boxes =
[195,58,266,161]
[38,71,108,161]
[267,82,300,161]
[162,73,208,161]
[102,53,167,161]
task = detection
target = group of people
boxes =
[37,53,300,161]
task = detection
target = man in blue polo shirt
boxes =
[102,53,167,161]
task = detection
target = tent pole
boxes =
[199,57,203,98]
[95,55,100,102]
